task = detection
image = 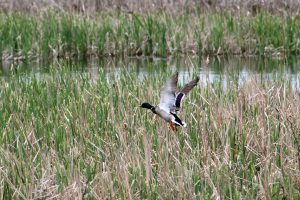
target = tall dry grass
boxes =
[1,0,300,14]
[0,66,299,199]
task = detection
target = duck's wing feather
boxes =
[175,76,199,111]
[158,72,178,113]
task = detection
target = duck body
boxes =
[141,102,186,127]
[140,72,199,130]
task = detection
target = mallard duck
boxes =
[140,72,199,131]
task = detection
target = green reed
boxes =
[1,10,300,60]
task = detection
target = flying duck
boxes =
[140,72,199,131]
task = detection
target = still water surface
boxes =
[1,56,300,90]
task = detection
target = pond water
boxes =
[1,56,300,90]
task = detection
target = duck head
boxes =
[140,102,154,110]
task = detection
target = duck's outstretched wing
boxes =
[158,72,178,113]
[175,76,199,111]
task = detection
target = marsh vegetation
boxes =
[0,65,299,198]
[0,1,300,199]
[1,8,300,60]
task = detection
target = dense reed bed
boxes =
[1,10,300,60]
[0,66,299,199]
[2,0,300,14]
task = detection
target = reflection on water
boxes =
[1,56,300,90]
